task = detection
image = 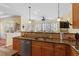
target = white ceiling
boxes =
[0,3,72,19]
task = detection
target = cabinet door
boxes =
[54,44,66,56]
[65,45,71,56]
[32,45,41,56]
[42,42,54,56]
[73,3,79,28]
[13,38,21,52]
[32,41,42,56]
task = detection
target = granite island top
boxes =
[13,36,61,43]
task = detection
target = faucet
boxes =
[60,32,63,43]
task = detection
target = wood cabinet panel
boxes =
[42,42,54,56]
[54,44,66,56]
[32,45,42,56]
[73,3,79,28]
[32,41,42,56]
[13,38,21,52]
[65,45,71,56]
[42,47,53,56]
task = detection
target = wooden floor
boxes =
[0,46,17,56]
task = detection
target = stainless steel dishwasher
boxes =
[20,39,31,56]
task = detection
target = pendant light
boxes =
[28,6,31,23]
[57,3,60,21]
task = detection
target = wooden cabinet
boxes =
[13,37,79,56]
[65,45,71,56]
[31,41,75,56]
[54,43,66,56]
[32,41,42,56]
[13,38,21,53]
[32,41,55,56]
[73,3,79,28]
[41,42,54,56]
[32,45,41,56]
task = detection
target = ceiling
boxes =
[0,3,72,19]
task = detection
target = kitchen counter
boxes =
[13,36,75,45]
[13,36,60,43]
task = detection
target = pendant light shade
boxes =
[28,20,31,23]
[57,17,60,21]
[57,3,60,21]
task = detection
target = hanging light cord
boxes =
[28,6,31,21]
[58,3,60,18]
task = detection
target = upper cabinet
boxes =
[72,3,79,28]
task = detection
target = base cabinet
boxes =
[41,42,54,56]
[32,45,41,56]
[54,44,66,56]
[32,41,42,56]
[13,38,21,53]
[65,45,71,56]
[42,47,53,56]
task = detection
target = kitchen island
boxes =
[13,35,79,56]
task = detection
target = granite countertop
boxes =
[13,36,75,44]
[13,36,75,47]
[13,36,60,43]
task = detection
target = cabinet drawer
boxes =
[42,42,54,47]
[55,44,65,48]
[32,41,42,46]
